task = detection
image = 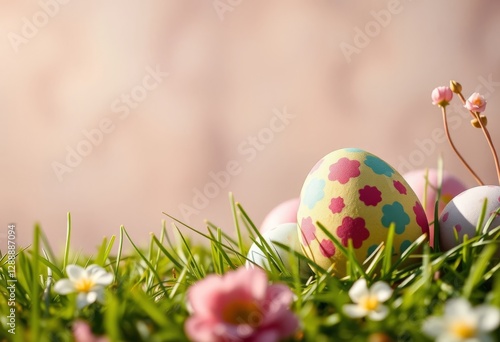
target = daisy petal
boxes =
[86,291,98,305]
[54,279,76,295]
[370,281,393,302]
[76,292,91,309]
[94,273,114,286]
[476,305,500,332]
[368,305,389,321]
[343,304,368,318]
[348,279,369,303]
[445,298,471,317]
[422,317,445,338]
[66,265,85,282]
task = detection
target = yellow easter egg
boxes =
[297,148,429,276]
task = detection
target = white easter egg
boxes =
[245,223,313,279]
[439,185,500,251]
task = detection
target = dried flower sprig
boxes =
[431,86,484,185]
[432,81,500,185]
[451,80,500,184]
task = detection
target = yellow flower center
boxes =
[74,278,95,293]
[473,98,483,105]
[222,300,261,326]
[360,295,379,311]
[450,320,476,339]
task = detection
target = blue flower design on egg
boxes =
[366,244,395,258]
[366,244,378,257]
[303,179,325,209]
[381,201,410,234]
[364,155,394,177]
[400,240,412,254]
[343,148,364,153]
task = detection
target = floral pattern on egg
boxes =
[297,148,429,276]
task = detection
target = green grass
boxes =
[1,194,499,342]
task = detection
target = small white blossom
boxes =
[54,264,114,309]
[423,298,500,342]
[343,278,393,321]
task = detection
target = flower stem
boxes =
[441,106,484,186]
[457,93,500,184]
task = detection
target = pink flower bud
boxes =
[431,86,453,107]
[465,92,487,113]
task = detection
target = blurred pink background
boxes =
[1,0,500,251]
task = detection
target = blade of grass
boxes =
[390,234,428,272]
[208,227,236,271]
[434,158,444,252]
[382,223,396,277]
[31,224,41,338]
[174,226,205,279]
[38,229,56,265]
[63,212,71,269]
[95,236,116,266]
[122,226,166,293]
[463,243,498,299]
[104,292,122,341]
[230,193,245,255]
[130,290,170,326]
[162,212,248,261]
[151,235,185,270]
[115,225,124,277]
[475,198,489,236]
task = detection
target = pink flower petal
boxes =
[188,274,227,318]
[300,217,316,246]
[185,267,299,342]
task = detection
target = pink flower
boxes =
[336,216,370,249]
[300,217,316,246]
[465,92,487,112]
[73,321,109,342]
[185,267,299,342]
[358,185,382,206]
[328,158,361,184]
[431,86,453,107]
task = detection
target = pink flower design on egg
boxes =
[336,217,370,248]
[359,185,382,206]
[300,217,316,246]
[442,212,449,222]
[328,158,361,184]
[393,180,407,195]
[319,239,336,258]
[413,201,429,235]
[329,196,345,214]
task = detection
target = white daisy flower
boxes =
[54,264,114,309]
[343,278,393,321]
[423,298,500,342]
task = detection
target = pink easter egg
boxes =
[403,169,467,246]
[260,198,300,233]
